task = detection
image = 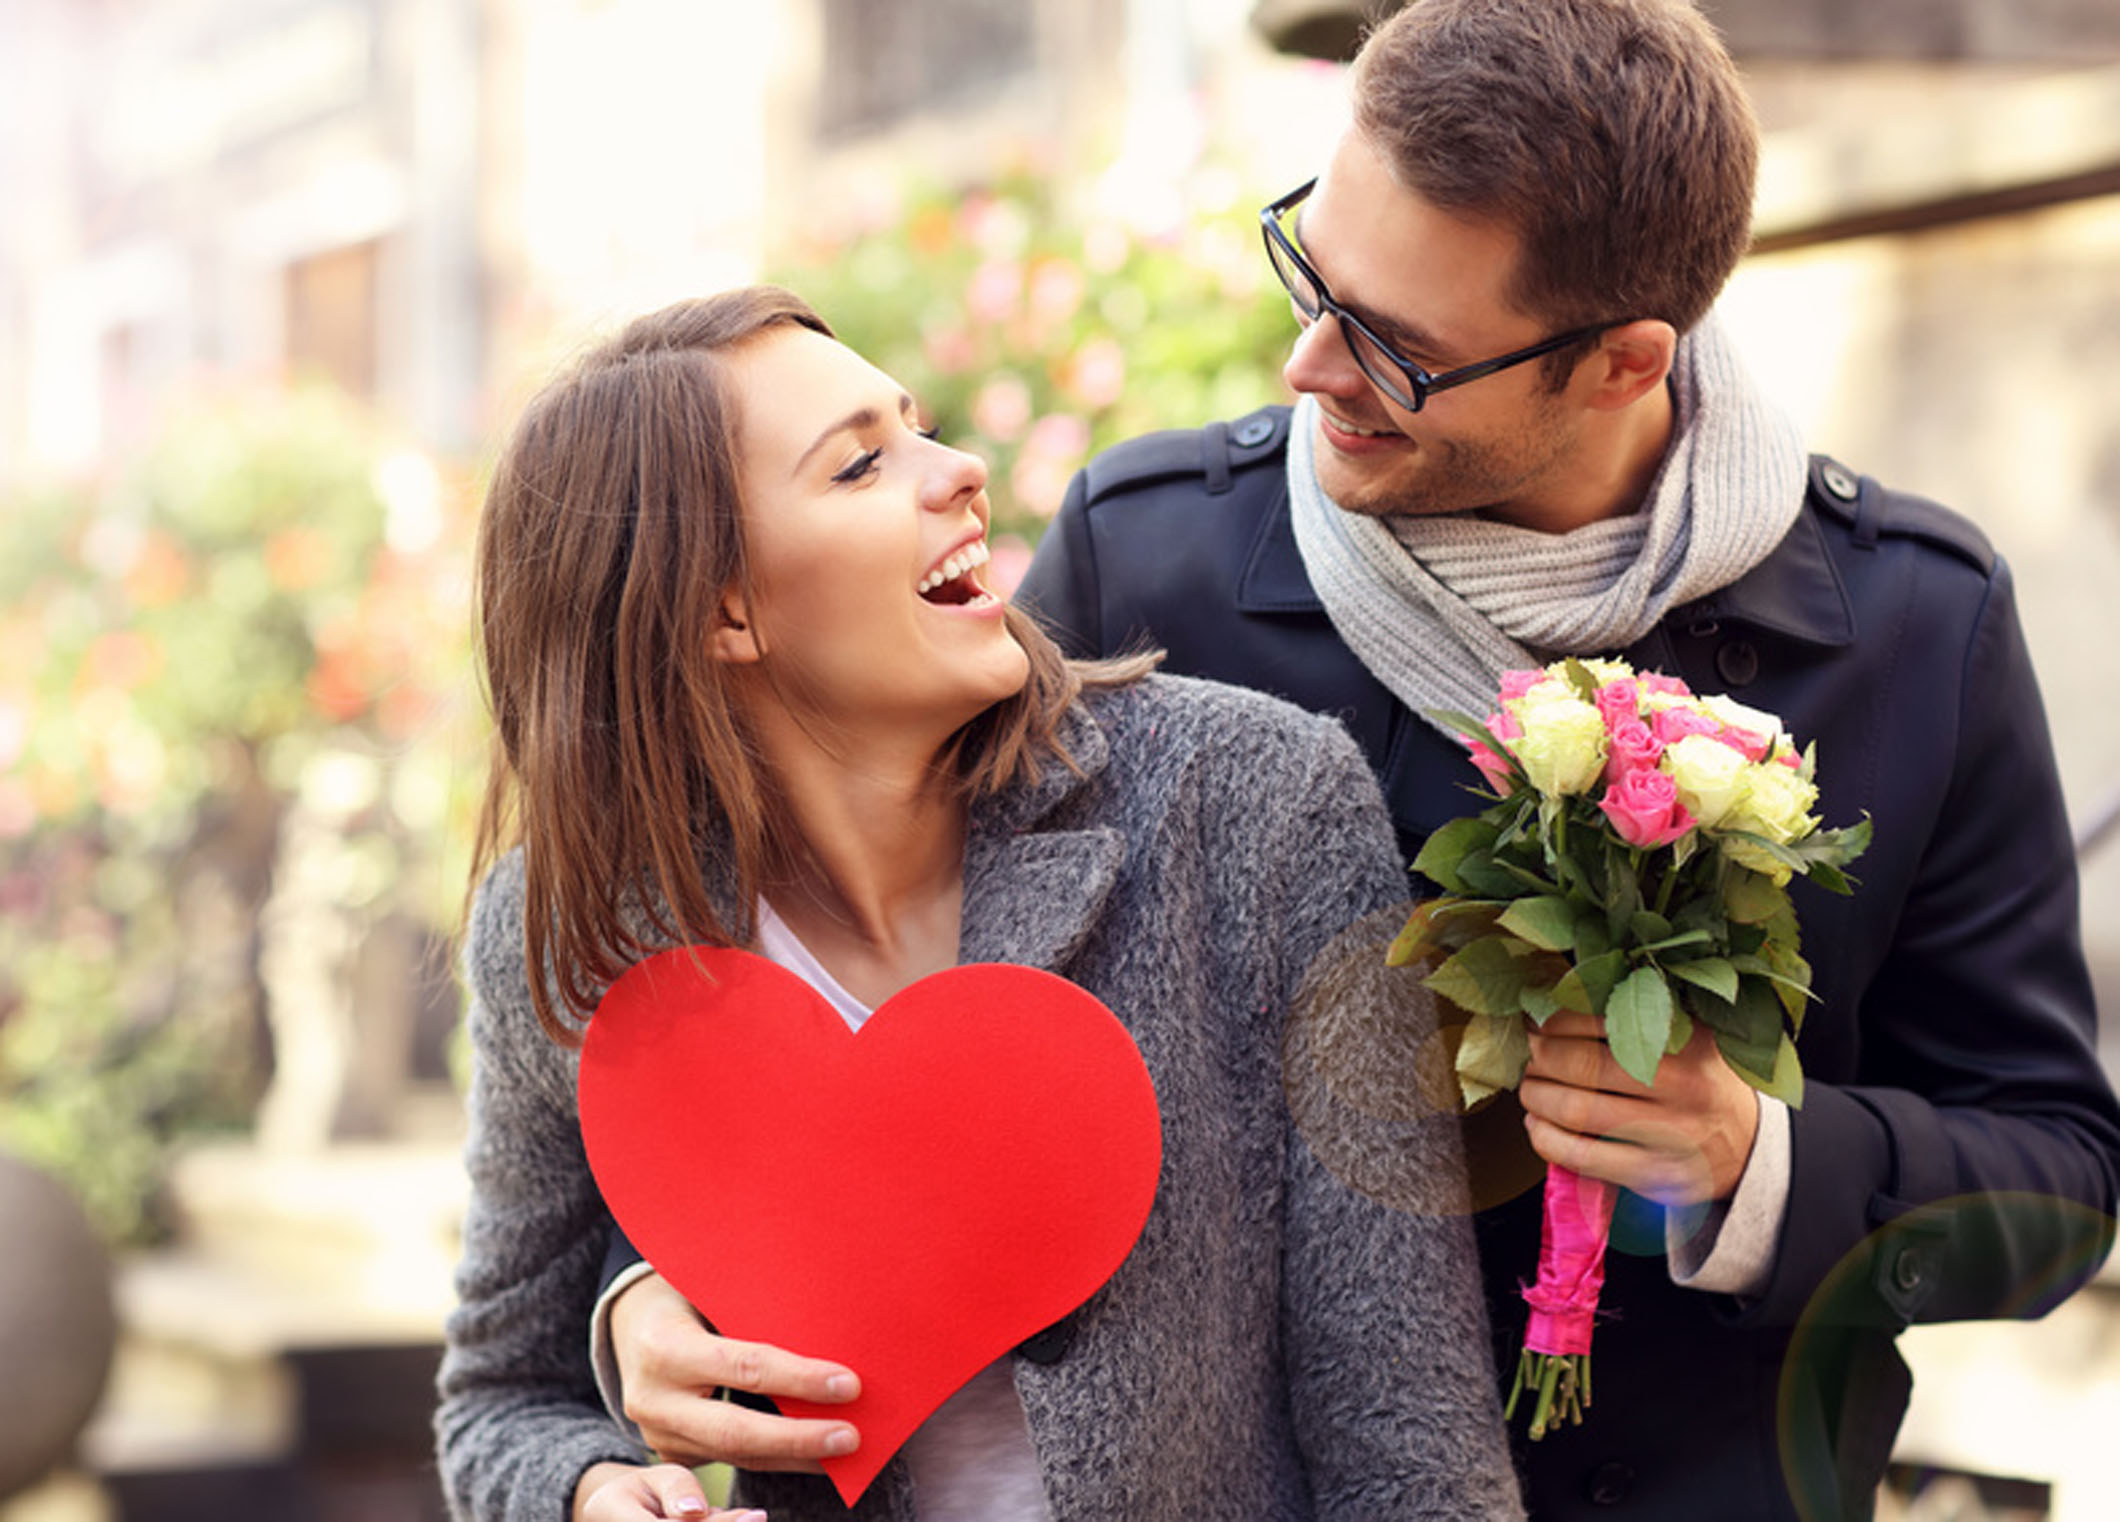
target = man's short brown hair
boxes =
[1351,0,1757,337]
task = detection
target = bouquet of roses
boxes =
[1387,657,1869,1439]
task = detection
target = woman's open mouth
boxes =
[918,540,996,607]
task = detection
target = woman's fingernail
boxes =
[824,1426,860,1456]
[825,1373,858,1400]
[673,1500,706,1518]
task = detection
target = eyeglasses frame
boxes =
[1260,178,1619,413]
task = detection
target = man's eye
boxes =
[831,447,883,484]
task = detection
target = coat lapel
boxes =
[957,701,1125,974]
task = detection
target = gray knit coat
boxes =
[435,674,1525,1522]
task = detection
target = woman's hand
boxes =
[572,1461,766,1521]
[612,1271,863,1472]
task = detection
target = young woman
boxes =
[434,287,1522,1522]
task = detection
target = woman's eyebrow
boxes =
[791,394,918,478]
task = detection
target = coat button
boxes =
[1821,462,1859,501]
[1893,1248,1926,1293]
[1233,414,1275,448]
[1585,1461,1636,1506]
[1716,639,1759,687]
[1015,1318,1075,1365]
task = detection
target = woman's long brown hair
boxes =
[468,287,1152,1043]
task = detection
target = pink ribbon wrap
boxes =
[1522,1164,1618,1357]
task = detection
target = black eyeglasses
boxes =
[1260,178,1617,413]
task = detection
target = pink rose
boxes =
[1462,710,1521,796]
[1599,768,1697,848]
[1651,706,1722,747]
[1499,669,1546,702]
[1717,722,1772,762]
[1639,672,1692,699]
[1595,678,1640,731]
[1602,716,1663,782]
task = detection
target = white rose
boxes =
[1664,733,1750,828]
[1509,691,1608,797]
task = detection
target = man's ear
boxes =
[710,590,762,664]
[1581,319,1677,412]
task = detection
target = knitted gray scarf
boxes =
[1287,315,1807,736]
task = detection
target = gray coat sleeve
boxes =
[1269,724,1527,1519]
[434,858,650,1522]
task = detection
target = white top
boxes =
[590,901,1052,1520]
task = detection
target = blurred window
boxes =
[285,240,378,400]
[818,0,1034,139]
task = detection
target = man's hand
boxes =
[1517,1012,1759,1206]
[571,1460,766,1521]
[612,1271,862,1472]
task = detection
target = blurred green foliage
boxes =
[769,163,1296,549]
[0,388,477,1242]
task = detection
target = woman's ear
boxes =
[710,590,762,664]
[1581,319,1677,412]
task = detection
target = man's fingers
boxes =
[703,1336,860,1405]
[1525,1023,1657,1095]
[632,1395,860,1474]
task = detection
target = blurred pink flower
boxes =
[967,259,1024,325]
[971,375,1033,443]
[1028,257,1086,327]
[923,324,978,377]
[1024,411,1091,462]
[1060,337,1127,410]
[1010,455,1074,521]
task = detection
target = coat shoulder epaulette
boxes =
[1081,405,1291,505]
[1806,454,1995,575]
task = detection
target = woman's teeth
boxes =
[919,539,991,594]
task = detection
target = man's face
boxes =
[1280,130,1590,530]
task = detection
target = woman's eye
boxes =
[830,447,883,485]
[914,423,940,442]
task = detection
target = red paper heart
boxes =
[579,948,1161,1504]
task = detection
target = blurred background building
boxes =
[1,2,2116,1519]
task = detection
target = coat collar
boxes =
[1234,458,1856,648]
[958,698,1126,973]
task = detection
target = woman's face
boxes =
[723,325,1030,739]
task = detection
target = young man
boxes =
[1019,1,2120,1518]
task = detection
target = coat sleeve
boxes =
[434,863,649,1522]
[1744,555,2120,1332]
[1267,722,1527,1519]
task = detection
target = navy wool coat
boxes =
[1017,404,2120,1522]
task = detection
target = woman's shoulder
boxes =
[1079,671,1364,774]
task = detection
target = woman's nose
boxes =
[922,439,989,514]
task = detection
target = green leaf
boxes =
[1606,968,1675,1088]
[1386,901,1447,967]
[1629,910,1674,945]
[1553,948,1629,1016]
[1722,867,1786,925]
[1500,896,1578,952]
[1668,956,1740,1003]
[1664,1005,1695,1056]
[1414,817,1502,895]
[1424,937,1531,1018]
[1727,1031,1806,1109]
[1640,931,1714,958]
[1456,1010,1533,1108]
[1573,914,1613,962]
[1803,860,1854,896]
[1458,850,1535,900]
[1520,983,1563,1026]
[1556,658,1601,700]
